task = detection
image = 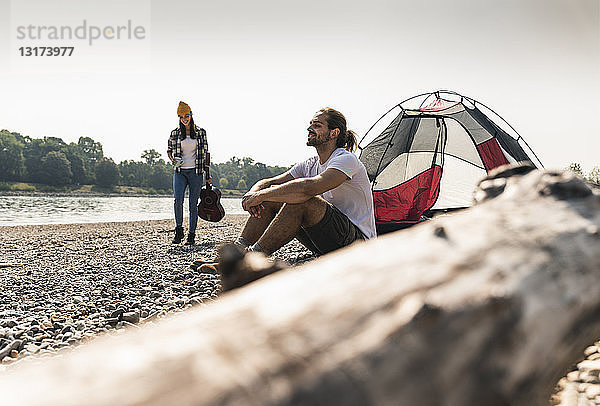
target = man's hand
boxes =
[242,191,265,218]
[247,203,265,218]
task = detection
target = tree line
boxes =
[568,163,600,185]
[0,129,290,193]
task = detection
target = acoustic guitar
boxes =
[198,153,225,222]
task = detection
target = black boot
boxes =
[184,232,195,246]
[172,226,184,244]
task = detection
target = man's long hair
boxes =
[179,117,197,140]
[318,107,357,152]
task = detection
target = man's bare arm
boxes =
[249,172,294,193]
[242,168,347,211]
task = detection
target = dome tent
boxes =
[358,90,543,234]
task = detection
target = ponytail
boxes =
[340,129,357,152]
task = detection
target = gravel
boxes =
[552,343,600,406]
[0,215,311,367]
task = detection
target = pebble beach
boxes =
[0,215,597,405]
[0,215,310,367]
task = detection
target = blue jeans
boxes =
[173,169,203,233]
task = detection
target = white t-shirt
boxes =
[180,137,197,169]
[289,148,376,239]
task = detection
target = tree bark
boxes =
[1,167,599,406]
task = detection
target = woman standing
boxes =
[167,101,209,245]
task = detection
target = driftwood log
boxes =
[1,166,600,406]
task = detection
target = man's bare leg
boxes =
[256,197,328,255]
[239,201,283,245]
[193,201,285,271]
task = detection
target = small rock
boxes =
[584,346,599,357]
[586,385,600,399]
[580,371,600,384]
[9,350,18,358]
[578,360,600,374]
[24,344,40,354]
[110,308,125,319]
[121,311,140,324]
[2,320,17,328]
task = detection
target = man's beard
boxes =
[306,133,331,147]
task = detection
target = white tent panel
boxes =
[373,152,437,191]
[443,118,485,167]
[432,155,487,209]
[373,153,408,191]
[406,152,436,180]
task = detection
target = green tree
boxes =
[23,137,67,183]
[211,156,291,192]
[95,158,120,188]
[568,163,584,176]
[236,178,247,190]
[0,130,26,181]
[63,143,95,184]
[78,137,103,163]
[40,151,72,186]
[148,163,172,191]
[141,149,161,166]
[588,167,600,185]
[119,160,149,187]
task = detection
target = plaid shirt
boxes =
[167,125,208,175]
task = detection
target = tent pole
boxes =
[357,104,401,149]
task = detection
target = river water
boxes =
[0,196,245,226]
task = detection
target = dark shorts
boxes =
[295,203,366,256]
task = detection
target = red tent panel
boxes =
[373,165,442,222]
[476,138,509,171]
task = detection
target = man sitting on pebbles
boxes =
[194,107,376,278]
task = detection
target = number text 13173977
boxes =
[18,47,75,56]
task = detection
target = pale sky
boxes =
[0,0,598,171]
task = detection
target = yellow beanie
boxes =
[177,101,192,116]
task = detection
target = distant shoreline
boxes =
[0,190,171,198]
[0,190,245,198]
